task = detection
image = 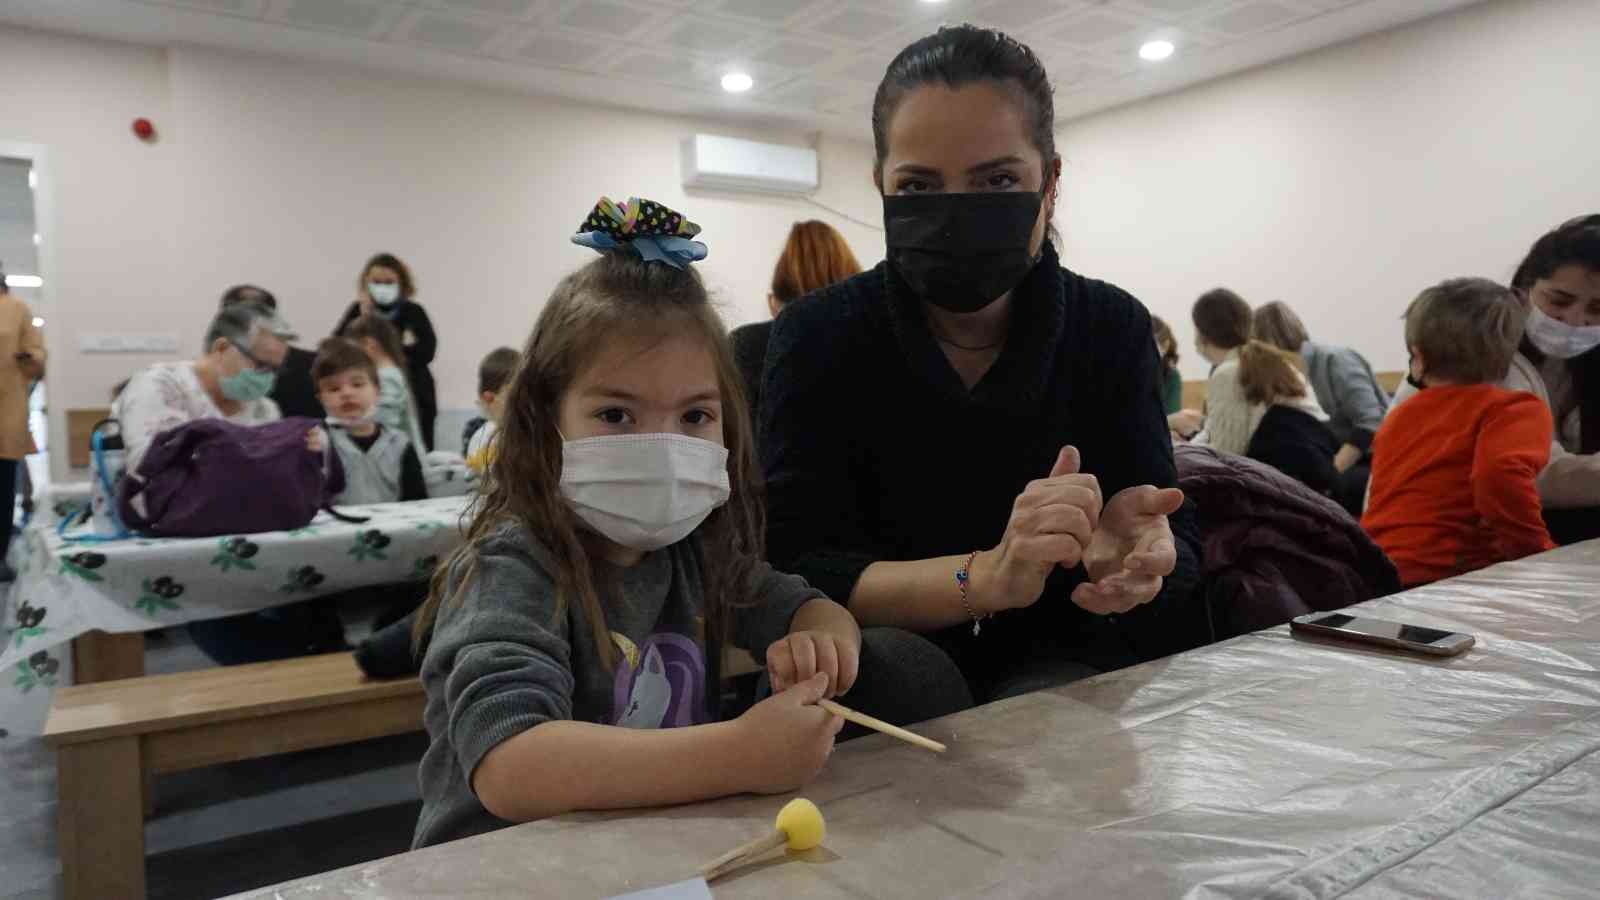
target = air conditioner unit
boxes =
[681,134,818,196]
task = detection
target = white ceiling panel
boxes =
[0,0,1488,139]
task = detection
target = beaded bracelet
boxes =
[956,550,990,636]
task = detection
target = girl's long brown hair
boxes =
[413,251,764,669]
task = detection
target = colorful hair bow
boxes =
[572,196,708,269]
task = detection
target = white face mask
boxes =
[368,281,402,308]
[326,414,376,430]
[560,433,731,551]
[1526,305,1600,360]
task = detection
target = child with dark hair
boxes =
[464,346,520,474]
[313,337,427,505]
[1364,278,1555,585]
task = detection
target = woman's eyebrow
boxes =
[968,155,1025,174]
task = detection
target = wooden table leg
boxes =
[57,736,145,900]
[71,630,145,684]
[68,631,158,815]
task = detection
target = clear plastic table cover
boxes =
[232,541,1600,900]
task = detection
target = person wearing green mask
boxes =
[115,300,309,476]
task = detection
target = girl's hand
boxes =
[974,446,1102,613]
[358,293,375,317]
[767,630,860,698]
[733,674,843,794]
[1074,485,1184,615]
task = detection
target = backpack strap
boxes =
[64,425,135,543]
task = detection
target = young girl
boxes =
[342,314,428,453]
[411,199,872,850]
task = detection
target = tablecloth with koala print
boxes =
[0,496,469,736]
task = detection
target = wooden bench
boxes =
[44,652,424,900]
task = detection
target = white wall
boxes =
[1057,0,1600,382]
[0,26,883,479]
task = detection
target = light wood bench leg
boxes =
[58,736,145,900]
[71,630,146,684]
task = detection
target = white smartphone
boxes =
[1290,612,1475,657]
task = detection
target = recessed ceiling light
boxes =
[721,72,754,93]
[32,317,44,328]
[1139,40,1175,61]
[5,275,43,288]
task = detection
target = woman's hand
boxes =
[732,674,843,794]
[1073,485,1185,615]
[1168,409,1204,440]
[973,446,1103,614]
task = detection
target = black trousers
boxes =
[0,458,17,564]
[1545,506,1600,546]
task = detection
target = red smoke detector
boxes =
[132,118,156,141]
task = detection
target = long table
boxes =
[2,497,467,736]
[234,541,1600,899]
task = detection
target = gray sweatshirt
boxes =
[413,521,821,848]
[1300,341,1391,450]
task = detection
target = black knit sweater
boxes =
[760,243,1203,678]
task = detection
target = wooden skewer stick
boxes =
[699,830,787,881]
[818,699,947,753]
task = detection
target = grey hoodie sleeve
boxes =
[730,561,825,663]
[1327,347,1390,449]
[422,530,575,786]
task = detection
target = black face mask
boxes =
[883,191,1044,314]
[1406,351,1426,390]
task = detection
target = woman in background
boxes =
[1253,300,1389,515]
[0,264,45,581]
[1389,215,1600,543]
[337,253,438,450]
[1189,288,1339,493]
[1151,315,1183,414]
[731,221,861,424]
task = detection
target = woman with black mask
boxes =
[760,25,1201,704]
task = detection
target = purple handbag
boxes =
[117,417,352,538]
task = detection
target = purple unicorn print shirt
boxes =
[413,521,823,849]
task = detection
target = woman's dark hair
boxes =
[1191,288,1253,349]
[1510,214,1600,291]
[360,252,416,300]
[872,25,1056,184]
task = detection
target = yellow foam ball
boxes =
[775,798,825,851]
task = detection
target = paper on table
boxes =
[607,877,713,900]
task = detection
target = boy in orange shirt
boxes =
[1364,278,1555,586]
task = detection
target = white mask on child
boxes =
[325,415,376,430]
[1526,305,1600,360]
[560,433,731,551]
